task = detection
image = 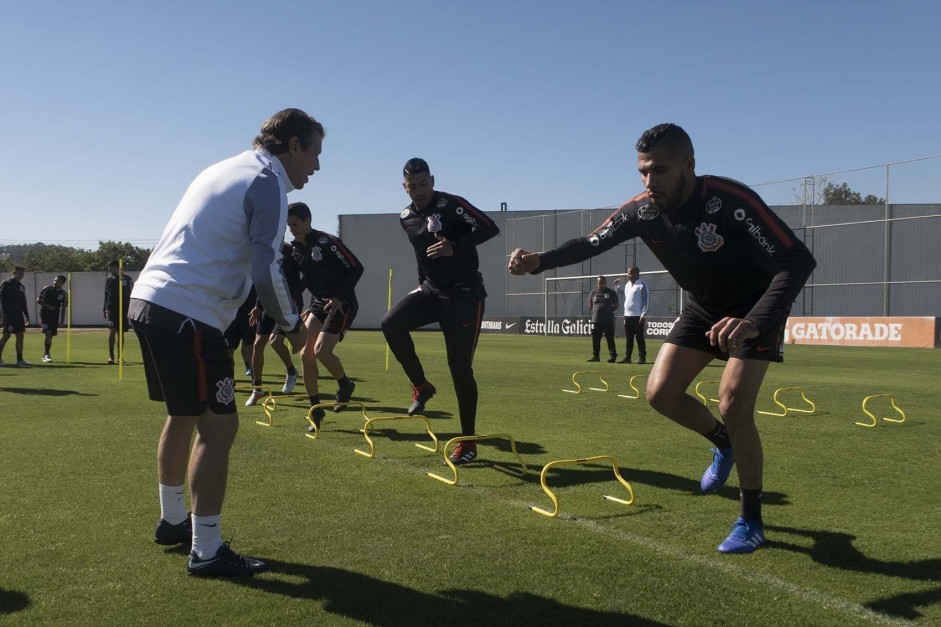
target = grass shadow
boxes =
[232,560,666,626]
[0,387,97,397]
[0,588,30,615]
[765,524,941,620]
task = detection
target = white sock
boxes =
[192,514,223,559]
[158,484,187,524]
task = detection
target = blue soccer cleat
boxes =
[717,517,765,554]
[700,447,735,492]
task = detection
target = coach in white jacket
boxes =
[129,108,320,576]
[614,266,649,364]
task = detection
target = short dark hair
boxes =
[597,275,607,281]
[55,274,67,283]
[13,265,25,272]
[253,109,325,155]
[288,202,311,222]
[635,123,694,157]
[108,259,119,268]
[403,158,431,177]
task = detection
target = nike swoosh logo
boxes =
[199,523,218,527]
[755,346,771,352]
[189,558,221,568]
[651,239,668,244]
[462,322,472,327]
[505,322,517,329]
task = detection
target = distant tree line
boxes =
[821,181,885,205]
[0,241,152,273]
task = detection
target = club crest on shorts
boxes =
[311,246,323,262]
[427,213,443,233]
[695,222,724,252]
[215,377,235,405]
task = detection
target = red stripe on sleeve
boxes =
[709,179,794,247]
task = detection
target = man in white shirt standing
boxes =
[129,108,317,576]
[614,266,649,364]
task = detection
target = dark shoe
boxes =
[407,383,436,416]
[107,358,116,365]
[305,406,326,433]
[618,357,631,363]
[334,379,356,412]
[607,356,617,363]
[448,441,478,465]
[586,356,600,362]
[639,359,647,365]
[187,541,268,577]
[154,514,192,545]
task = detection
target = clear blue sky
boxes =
[2,0,939,247]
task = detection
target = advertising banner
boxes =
[784,317,938,348]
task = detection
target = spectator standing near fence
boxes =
[104,260,133,364]
[587,275,618,363]
[614,266,648,364]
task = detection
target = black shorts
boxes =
[255,314,285,336]
[2,314,26,334]
[665,300,786,363]
[130,299,237,416]
[40,311,61,336]
[106,308,130,330]
[224,314,255,349]
[306,300,357,340]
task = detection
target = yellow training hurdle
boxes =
[354,414,439,458]
[304,402,370,439]
[562,370,609,394]
[756,387,817,417]
[256,392,308,427]
[856,394,906,428]
[531,455,635,518]
[617,374,648,400]
[427,434,528,486]
[694,380,720,406]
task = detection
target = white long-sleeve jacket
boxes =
[131,149,300,333]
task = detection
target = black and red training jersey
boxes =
[292,229,363,308]
[536,176,817,332]
[399,190,500,299]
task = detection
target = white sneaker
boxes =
[245,388,264,407]
[16,359,32,368]
[42,355,52,363]
[282,372,298,394]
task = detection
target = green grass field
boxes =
[1,329,939,626]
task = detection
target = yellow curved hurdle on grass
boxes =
[757,387,817,417]
[562,370,609,394]
[531,455,635,518]
[617,374,648,400]
[857,394,906,428]
[256,392,308,427]
[428,434,528,486]
[694,380,720,406]
[354,414,439,458]
[304,401,370,439]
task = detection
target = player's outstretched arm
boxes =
[508,248,541,275]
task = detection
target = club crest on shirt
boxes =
[318,235,329,245]
[695,223,724,252]
[705,196,722,214]
[400,207,412,218]
[311,246,323,262]
[215,377,235,405]
[436,197,448,208]
[427,213,443,233]
[637,204,660,220]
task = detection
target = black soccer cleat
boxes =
[305,406,326,433]
[407,383,436,416]
[333,379,356,412]
[586,356,600,362]
[154,514,192,546]
[187,541,268,577]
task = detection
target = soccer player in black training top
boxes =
[37,274,69,362]
[0,266,31,367]
[245,241,304,405]
[382,158,500,466]
[104,259,134,364]
[510,124,816,553]
[587,275,619,363]
[287,201,363,432]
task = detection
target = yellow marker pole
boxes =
[118,260,124,381]
[66,272,72,364]
[385,268,392,371]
